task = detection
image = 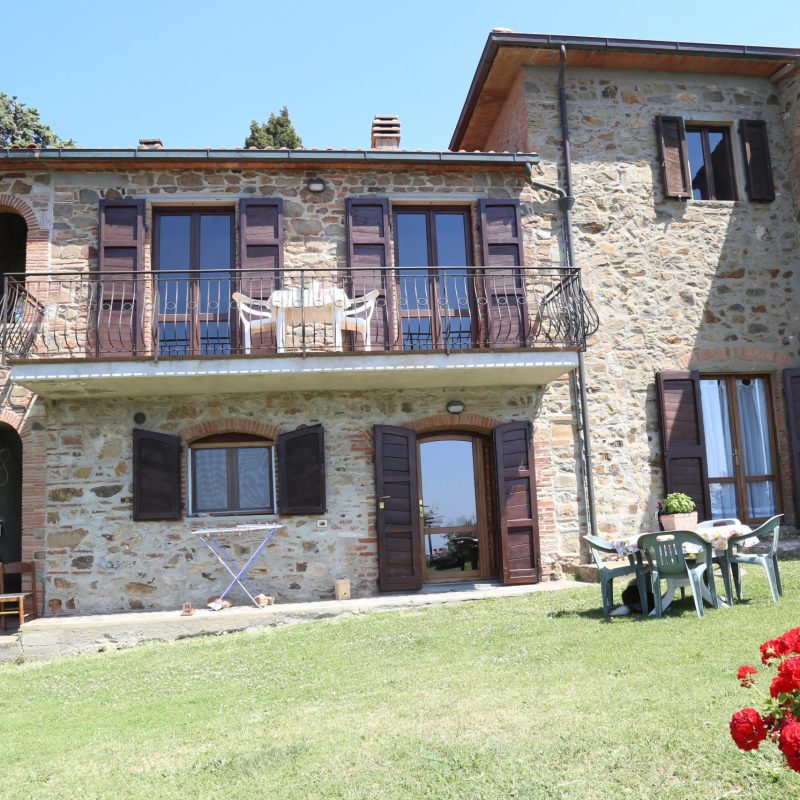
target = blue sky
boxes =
[3,0,799,151]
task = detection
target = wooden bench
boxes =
[0,562,37,628]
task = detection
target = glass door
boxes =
[700,375,779,524]
[393,208,474,350]
[418,436,493,581]
[154,209,234,356]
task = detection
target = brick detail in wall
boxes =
[0,409,47,616]
[177,417,280,444]
[406,413,500,435]
[0,194,48,242]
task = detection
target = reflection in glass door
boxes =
[700,375,779,523]
[154,209,234,356]
[419,436,492,581]
[394,209,473,351]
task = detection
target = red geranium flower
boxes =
[730,708,768,751]
[737,665,758,688]
[761,628,800,665]
[779,720,800,771]
[770,656,800,698]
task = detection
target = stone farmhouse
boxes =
[0,31,798,615]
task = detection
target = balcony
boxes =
[1,267,598,398]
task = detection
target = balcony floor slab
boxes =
[10,350,579,398]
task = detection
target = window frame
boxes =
[391,205,476,351]
[700,372,782,525]
[189,435,276,515]
[685,124,739,201]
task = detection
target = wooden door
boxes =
[492,421,540,584]
[374,425,422,591]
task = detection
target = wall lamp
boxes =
[446,400,465,415]
[306,177,327,193]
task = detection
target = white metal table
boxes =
[192,524,282,608]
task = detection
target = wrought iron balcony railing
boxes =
[0,266,599,362]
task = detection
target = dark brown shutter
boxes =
[656,371,711,520]
[345,198,391,350]
[783,369,800,524]
[97,199,145,356]
[239,198,283,353]
[277,424,326,515]
[739,120,775,202]
[478,199,527,347]
[492,421,540,585]
[655,116,692,199]
[132,428,182,521]
[374,425,421,591]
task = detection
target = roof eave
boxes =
[449,31,800,150]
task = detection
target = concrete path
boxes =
[1,578,589,663]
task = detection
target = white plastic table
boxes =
[269,285,350,353]
[192,524,282,608]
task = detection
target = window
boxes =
[154,208,235,357]
[190,434,274,514]
[685,126,737,200]
[700,375,779,524]
[393,208,474,350]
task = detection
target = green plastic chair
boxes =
[717,514,783,603]
[584,535,648,618]
[637,531,717,618]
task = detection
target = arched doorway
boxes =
[417,432,499,582]
[0,423,23,592]
[0,212,27,306]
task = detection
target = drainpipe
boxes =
[523,45,598,541]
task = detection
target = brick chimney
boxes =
[138,138,164,150]
[370,115,401,150]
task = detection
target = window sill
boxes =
[189,511,279,522]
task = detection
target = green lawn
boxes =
[3,564,800,800]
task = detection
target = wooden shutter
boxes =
[656,371,711,520]
[374,425,421,591]
[345,198,391,350]
[277,424,326,515]
[239,198,283,353]
[478,199,527,347]
[492,421,540,585]
[739,120,775,202]
[784,369,800,524]
[132,428,182,521]
[655,116,692,199]
[97,199,145,356]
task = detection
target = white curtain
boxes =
[737,379,776,517]
[700,379,734,477]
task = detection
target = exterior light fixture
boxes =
[307,177,326,193]
[446,400,465,415]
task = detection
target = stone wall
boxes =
[0,161,586,614]
[486,65,800,542]
[42,385,564,614]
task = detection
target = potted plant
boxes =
[660,492,697,531]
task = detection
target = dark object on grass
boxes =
[621,579,655,615]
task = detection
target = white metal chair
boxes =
[232,291,275,355]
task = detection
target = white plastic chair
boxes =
[232,292,275,354]
[342,290,380,351]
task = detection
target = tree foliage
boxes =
[245,106,302,149]
[0,93,74,148]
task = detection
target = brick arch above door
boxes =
[406,413,500,436]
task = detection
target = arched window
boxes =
[0,212,27,305]
[189,432,275,514]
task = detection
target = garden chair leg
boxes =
[651,573,663,619]
[764,559,780,604]
[732,563,743,602]
[774,557,783,597]
[717,556,733,605]
[687,572,704,618]
[635,566,649,618]
[600,576,610,618]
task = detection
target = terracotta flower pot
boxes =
[661,511,698,531]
